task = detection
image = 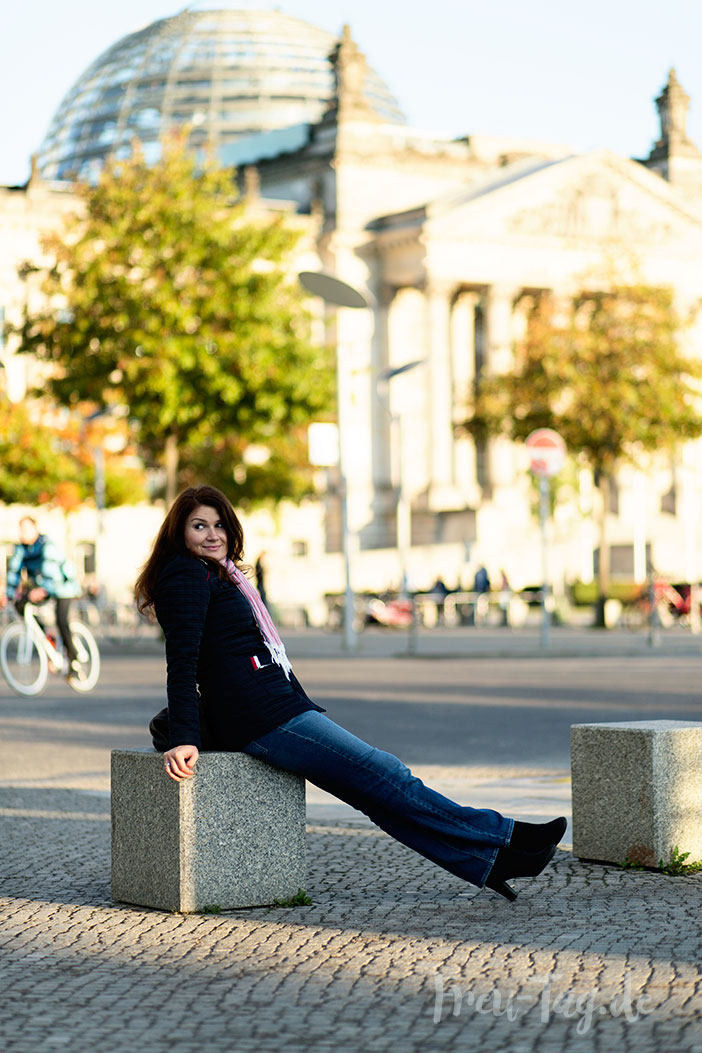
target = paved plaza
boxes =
[1,629,700,1052]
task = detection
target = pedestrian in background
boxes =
[498,570,512,627]
[430,576,450,626]
[254,551,268,608]
[473,565,490,595]
[473,565,491,626]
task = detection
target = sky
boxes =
[2,0,702,186]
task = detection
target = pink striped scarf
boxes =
[221,558,292,679]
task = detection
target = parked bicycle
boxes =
[620,579,686,631]
[0,600,100,696]
[324,593,413,632]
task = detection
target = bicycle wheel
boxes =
[66,622,101,692]
[0,623,48,696]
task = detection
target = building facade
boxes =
[2,11,702,615]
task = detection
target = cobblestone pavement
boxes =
[1,640,701,1053]
[2,778,700,1053]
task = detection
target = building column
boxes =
[485,284,518,375]
[485,285,520,488]
[424,279,462,510]
[372,282,400,496]
[451,291,482,506]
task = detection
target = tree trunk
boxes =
[594,475,611,628]
[165,434,179,507]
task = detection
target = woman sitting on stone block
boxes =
[135,485,566,902]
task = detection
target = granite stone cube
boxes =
[111,749,307,912]
[571,720,702,867]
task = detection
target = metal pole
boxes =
[94,445,106,535]
[690,583,701,635]
[540,475,550,648]
[394,414,417,655]
[647,570,660,649]
[377,361,425,657]
[395,415,410,595]
[297,271,370,653]
[339,476,356,652]
[336,334,356,653]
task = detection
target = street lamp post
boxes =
[85,408,110,537]
[298,271,370,653]
[377,359,425,654]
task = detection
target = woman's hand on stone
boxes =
[164,744,199,781]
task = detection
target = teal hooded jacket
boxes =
[6,534,81,601]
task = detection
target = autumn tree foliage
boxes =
[465,285,702,623]
[16,135,332,505]
[0,398,145,507]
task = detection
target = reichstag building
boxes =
[2,6,702,615]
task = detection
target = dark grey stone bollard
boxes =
[571,719,702,867]
[111,749,307,912]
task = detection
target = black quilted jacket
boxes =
[153,553,322,750]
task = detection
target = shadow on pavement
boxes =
[2,786,699,967]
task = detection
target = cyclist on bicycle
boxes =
[2,516,82,676]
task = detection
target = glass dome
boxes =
[37,8,405,182]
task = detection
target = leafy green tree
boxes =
[178,427,318,509]
[16,135,332,504]
[102,462,149,507]
[0,398,83,505]
[465,285,702,624]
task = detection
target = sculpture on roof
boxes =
[650,68,700,159]
[326,24,384,123]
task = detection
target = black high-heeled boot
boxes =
[509,816,567,852]
[484,843,558,902]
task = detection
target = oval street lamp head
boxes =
[298,271,370,310]
[377,359,425,384]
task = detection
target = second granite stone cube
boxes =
[571,719,702,867]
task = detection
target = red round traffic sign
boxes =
[525,428,566,477]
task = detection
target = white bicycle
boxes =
[0,600,100,696]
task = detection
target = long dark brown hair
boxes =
[134,485,245,614]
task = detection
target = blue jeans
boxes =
[243,711,513,888]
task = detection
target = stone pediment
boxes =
[420,150,702,248]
